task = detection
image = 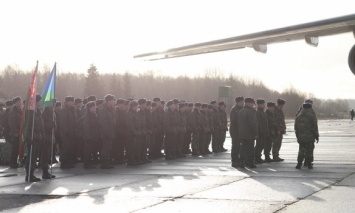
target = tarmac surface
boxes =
[0,119,354,212]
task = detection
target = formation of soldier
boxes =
[0,93,322,182]
[229,97,286,169]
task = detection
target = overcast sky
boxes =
[1,0,355,99]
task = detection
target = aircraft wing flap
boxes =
[134,14,355,60]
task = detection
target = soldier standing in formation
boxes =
[294,101,319,169]
[237,98,258,168]
[218,102,228,152]
[264,102,276,162]
[82,101,99,169]
[254,99,268,164]
[230,96,244,168]
[8,97,22,169]
[1,101,13,145]
[273,99,286,162]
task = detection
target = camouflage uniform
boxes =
[164,106,178,159]
[255,107,268,161]
[114,107,127,163]
[199,108,209,154]
[183,106,193,154]
[273,106,286,160]
[237,104,258,167]
[211,107,222,152]
[265,108,276,160]
[59,104,77,166]
[218,106,228,151]
[177,107,187,157]
[190,106,202,155]
[230,105,243,164]
[98,102,116,168]
[126,106,141,165]
[82,108,99,167]
[8,104,22,168]
[294,107,319,167]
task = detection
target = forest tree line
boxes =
[0,64,351,119]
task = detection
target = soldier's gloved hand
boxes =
[316,137,319,143]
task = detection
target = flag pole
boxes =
[28,60,38,182]
[50,62,56,176]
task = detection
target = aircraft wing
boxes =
[134,13,355,60]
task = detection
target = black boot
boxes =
[25,174,41,182]
[295,163,302,169]
[42,170,56,179]
[264,155,272,162]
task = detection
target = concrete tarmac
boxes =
[0,119,354,212]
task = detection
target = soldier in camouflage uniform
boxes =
[126,101,141,166]
[237,98,258,168]
[153,98,165,158]
[177,103,187,157]
[150,102,159,159]
[230,96,244,168]
[1,101,13,144]
[264,102,276,162]
[190,103,202,156]
[144,101,153,161]
[183,103,194,154]
[114,99,127,164]
[218,102,228,152]
[98,94,116,169]
[199,104,210,155]
[24,95,45,182]
[8,97,22,168]
[137,98,150,164]
[273,98,286,162]
[74,98,84,162]
[59,96,77,168]
[206,105,214,154]
[211,101,222,153]
[82,101,99,169]
[164,101,178,159]
[255,99,268,164]
[294,101,319,169]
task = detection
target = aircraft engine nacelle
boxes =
[348,44,355,76]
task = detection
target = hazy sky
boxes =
[1,1,355,99]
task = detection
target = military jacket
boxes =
[212,108,222,130]
[83,111,99,141]
[237,106,258,140]
[26,108,45,142]
[145,108,153,135]
[138,108,147,135]
[256,108,268,138]
[219,108,228,131]
[230,105,242,138]
[178,110,187,134]
[190,108,202,133]
[60,106,77,139]
[294,108,319,143]
[265,109,277,136]
[164,108,177,134]
[116,108,127,136]
[200,111,209,133]
[207,111,214,133]
[98,103,116,139]
[126,109,141,136]
[42,107,56,141]
[8,105,22,137]
[274,106,286,134]
[1,108,11,137]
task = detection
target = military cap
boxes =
[83,98,88,105]
[116,98,125,104]
[5,100,13,106]
[201,103,208,108]
[184,102,188,107]
[138,98,147,104]
[146,100,152,106]
[55,101,62,107]
[235,96,244,103]
[179,103,185,108]
[87,95,97,102]
[303,102,312,108]
[172,99,179,104]
[195,102,201,107]
[210,100,217,105]
[267,102,275,107]
[208,105,213,109]
[74,98,82,104]
[188,103,194,107]
[153,97,161,102]
[277,98,286,105]
[86,101,96,109]
[104,94,115,102]
[124,100,130,105]
[218,101,225,106]
[244,98,255,103]
[96,99,104,105]
[305,99,313,104]
[65,96,74,102]
[256,99,265,105]
[161,100,165,105]
[12,96,21,104]
[152,102,157,107]
[35,94,42,102]
[166,100,174,106]
[129,100,138,107]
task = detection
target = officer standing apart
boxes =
[294,101,319,169]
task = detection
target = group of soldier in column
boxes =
[0,92,320,182]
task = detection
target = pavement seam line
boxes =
[273,171,355,212]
